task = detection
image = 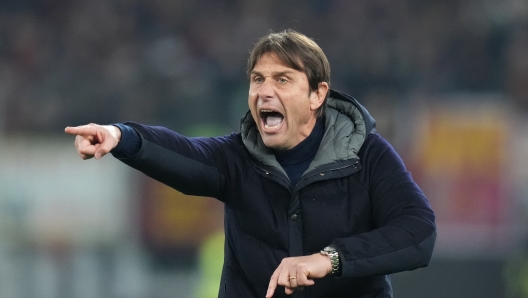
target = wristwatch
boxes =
[320,246,340,275]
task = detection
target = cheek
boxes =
[248,103,256,118]
[248,84,259,97]
[287,99,310,119]
[247,97,258,120]
[248,87,259,105]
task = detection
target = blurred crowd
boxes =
[0,0,527,134]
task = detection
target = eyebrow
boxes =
[250,70,296,77]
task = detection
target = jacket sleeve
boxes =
[111,121,231,200]
[332,134,436,278]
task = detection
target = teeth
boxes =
[260,109,283,129]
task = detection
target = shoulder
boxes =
[358,133,395,156]
[207,133,250,160]
[208,132,244,149]
[358,133,407,172]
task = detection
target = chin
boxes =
[261,137,284,150]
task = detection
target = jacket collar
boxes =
[240,89,376,173]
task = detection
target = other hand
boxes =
[266,253,332,297]
[64,124,121,160]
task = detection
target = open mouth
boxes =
[260,109,284,129]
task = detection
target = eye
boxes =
[278,77,288,84]
[253,76,264,83]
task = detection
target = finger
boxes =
[277,269,292,288]
[285,284,307,295]
[284,270,298,295]
[285,276,311,295]
[288,271,298,288]
[298,278,315,287]
[276,269,294,296]
[266,265,282,298]
[284,267,299,295]
[285,286,295,295]
[295,271,314,287]
[65,124,99,137]
[94,136,117,160]
[75,135,97,159]
[75,135,94,149]
[93,143,111,160]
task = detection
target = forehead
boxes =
[252,52,301,73]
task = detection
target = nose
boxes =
[257,77,275,99]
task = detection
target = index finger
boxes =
[64,125,98,137]
[266,265,282,298]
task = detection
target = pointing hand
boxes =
[65,123,121,160]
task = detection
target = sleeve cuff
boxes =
[111,123,141,158]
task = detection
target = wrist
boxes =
[320,245,340,275]
[109,125,122,142]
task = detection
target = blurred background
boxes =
[1,0,528,297]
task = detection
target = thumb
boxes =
[92,141,115,160]
[94,151,103,160]
[92,143,104,160]
[93,126,121,159]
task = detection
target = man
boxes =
[65,30,436,298]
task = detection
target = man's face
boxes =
[248,53,327,150]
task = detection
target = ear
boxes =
[310,82,329,111]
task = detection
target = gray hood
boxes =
[240,89,376,176]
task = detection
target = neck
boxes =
[274,117,325,184]
[274,117,324,162]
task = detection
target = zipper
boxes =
[254,164,293,191]
[295,159,360,189]
[254,158,361,192]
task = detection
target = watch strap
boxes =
[320,246,340,275]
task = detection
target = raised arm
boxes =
[66,122,237,200]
